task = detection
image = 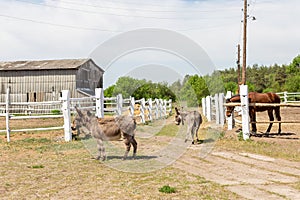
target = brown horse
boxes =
[226,92,281,134]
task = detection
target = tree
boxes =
[104,85,115,97]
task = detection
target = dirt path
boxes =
[172,145,300,200]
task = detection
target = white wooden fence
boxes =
[202,93,225,126]
[0,88,172,142]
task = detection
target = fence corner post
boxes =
[61,90,72,142]
[240,85,250,140]
[95,88,104,118]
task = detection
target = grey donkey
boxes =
[74,107,137,161]
[174,107,202,144]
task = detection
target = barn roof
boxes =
[0,58,104,71]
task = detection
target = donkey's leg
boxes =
[275,106,281,134]
[266,109,274,134]
[130,136,138,158]
[96,139,106,161]
[123,135,131,160]
[195,122,201,142]
[185,125,192,143]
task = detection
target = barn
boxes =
[0,58,104,102]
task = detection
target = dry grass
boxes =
[0,119,238,200]
[1,109,299,199]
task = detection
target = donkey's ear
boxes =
[75,106,83,116]
[175,107,180,115]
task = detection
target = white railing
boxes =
[276,91,300,103]
[0,88,172,142]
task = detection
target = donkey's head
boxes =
[73,107,94,138]
[174,107,183,125]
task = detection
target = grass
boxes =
[0,117,298,199]
[216,135,300,161]
[159,185,176,193]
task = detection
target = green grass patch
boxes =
[28,164,44,169]
[159,185,176,193]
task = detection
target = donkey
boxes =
[74,107,137,161]
[174,107,202,144]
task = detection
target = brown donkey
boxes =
[174,107,202,144]
[74,107,137,161]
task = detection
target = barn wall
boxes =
[76,60,104,94]
[0,69,77,102]
[0,59,104,102]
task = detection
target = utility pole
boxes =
[242,0,248,85]
[237,44,241,85]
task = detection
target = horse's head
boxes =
[225,99,235,117]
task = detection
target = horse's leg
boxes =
[275,106,281,134]
[129,136,137,158]
[250,109,257,134]
[123,135,131,160]
[266,109,274,134]
[96,139,106,161]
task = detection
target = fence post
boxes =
[167,99,172,115]
[215,94,220,124]
[240,85,250,140]
[202,97,206,118]
[219,93,225,126]
[129,97,135,116]
[155,98,159,120]
[225,91,233,130]
[140,98,145,123]
[148,98,153,121]
[95,88,104,118]
[283,91,288,103]
[206,96,212,121]
[5,88,10,142]
[61,90,72,142]
[116,94,123,116]
[163,100,167,117]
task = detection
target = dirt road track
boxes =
[173,146,300,200]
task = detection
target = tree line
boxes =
[105,55,300,106]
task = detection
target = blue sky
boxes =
[0,0,299,87]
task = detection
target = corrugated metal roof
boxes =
[0,58,93,71]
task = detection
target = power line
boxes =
[14,0,240,21]
[0,13,239,33]
[51,0,239,13]
[0,14,122,32]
